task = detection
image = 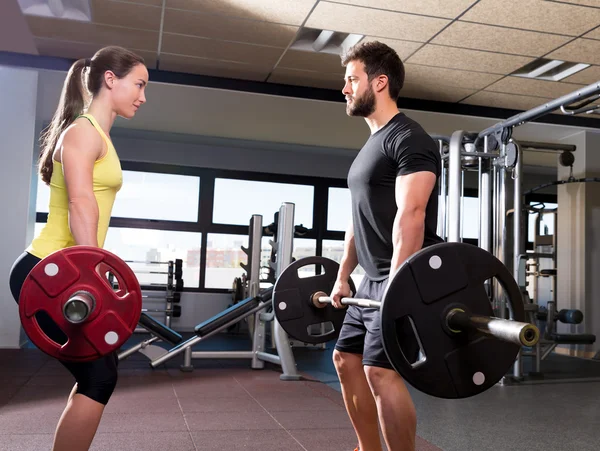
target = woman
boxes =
[9,45,148,451]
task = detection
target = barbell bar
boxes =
[310,292,538,347]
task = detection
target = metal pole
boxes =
[479,136,492,253]
[448,130,464,243]
[512,142,524,380]
[249,215,265,369]
[437,139,447,240]
[273,202,301,380]
[477,81,600,140]
[498,145,507,319]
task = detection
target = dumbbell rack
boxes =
[127,259,184,330]
[113,259,185,362]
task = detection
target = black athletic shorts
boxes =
[9,251,119,405]
[334,276,419,369]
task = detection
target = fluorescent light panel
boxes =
[18,0,92,22]
[512,58,590,82]
[291,27,364,55]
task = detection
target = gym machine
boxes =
[149,203,301,380]
[446,80,600,383]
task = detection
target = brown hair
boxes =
[341,41,405,101]
[38,46,145,184]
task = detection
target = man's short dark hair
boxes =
[341,41,405,101]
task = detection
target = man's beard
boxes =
[346,85,376,117]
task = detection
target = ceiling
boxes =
[4,0,600,112]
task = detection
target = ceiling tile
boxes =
[360,37,423,61]
[328,0,478,19]
[401,83,476,102]
[547,38,600,65]
[166,0,316,25]
[484,77,585,98]
[0,0,38,54]
[92,0,162,31]
[306,2,450,42]
[407,45,533,75]
[404,64,503,90]
[159,53,271,81]
[583,26,600,39]
[35,37,158,67]
[268,68,345,90]
[26,16,159,51]
[461,0,600,36]
[277,50,345,74]
[461,91,553,110]
[163,9,297,47]
[432,22,571,57]
[562,65,600,84]
[161,33,284,66]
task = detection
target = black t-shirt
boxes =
[347,112,443,281]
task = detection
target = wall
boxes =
[0,65,38,348]
[556,131,600,356]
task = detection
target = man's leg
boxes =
[361,297,419,451]
[364,365,416,451]
[333,304,382,451]
[333,350,382,451]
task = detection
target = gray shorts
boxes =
[334,276,419,369]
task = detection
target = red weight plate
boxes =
[19,246,142,362]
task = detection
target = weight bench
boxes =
[118,312,184,361]
[550,333,596,345]
[149,287,276,369]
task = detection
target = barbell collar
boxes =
[63,291,96,324]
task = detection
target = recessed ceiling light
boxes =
[290,27,364,55]
[18,0,92,22]
[512,58,589,82]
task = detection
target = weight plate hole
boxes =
[297,263,324,279]
[278,301,287,311]
[105,331,119,345]
[473,372,485,386]
[395,316,427,369]
[306,321,335,338]
[34,311,68,345]
[44,263,59,277]
[429,255,442,270]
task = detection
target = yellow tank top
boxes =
[28,114,123,259]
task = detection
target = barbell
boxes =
[272,242,540,399]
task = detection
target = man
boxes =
[330,41,443,451]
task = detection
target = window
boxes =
[328,187,351,231]
[36,182,50,214]
[293,238,317,262]
[104,227,201,288]
[213,179,314,227]
[322,239,365,288]
[205,233,249,289]
[462,196,479,240]
[112,171,200,222]
[36,170,200,222]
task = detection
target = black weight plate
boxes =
[380,242,524,399]
[273,256,356,344]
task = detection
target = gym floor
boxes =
[2,333,599,451]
